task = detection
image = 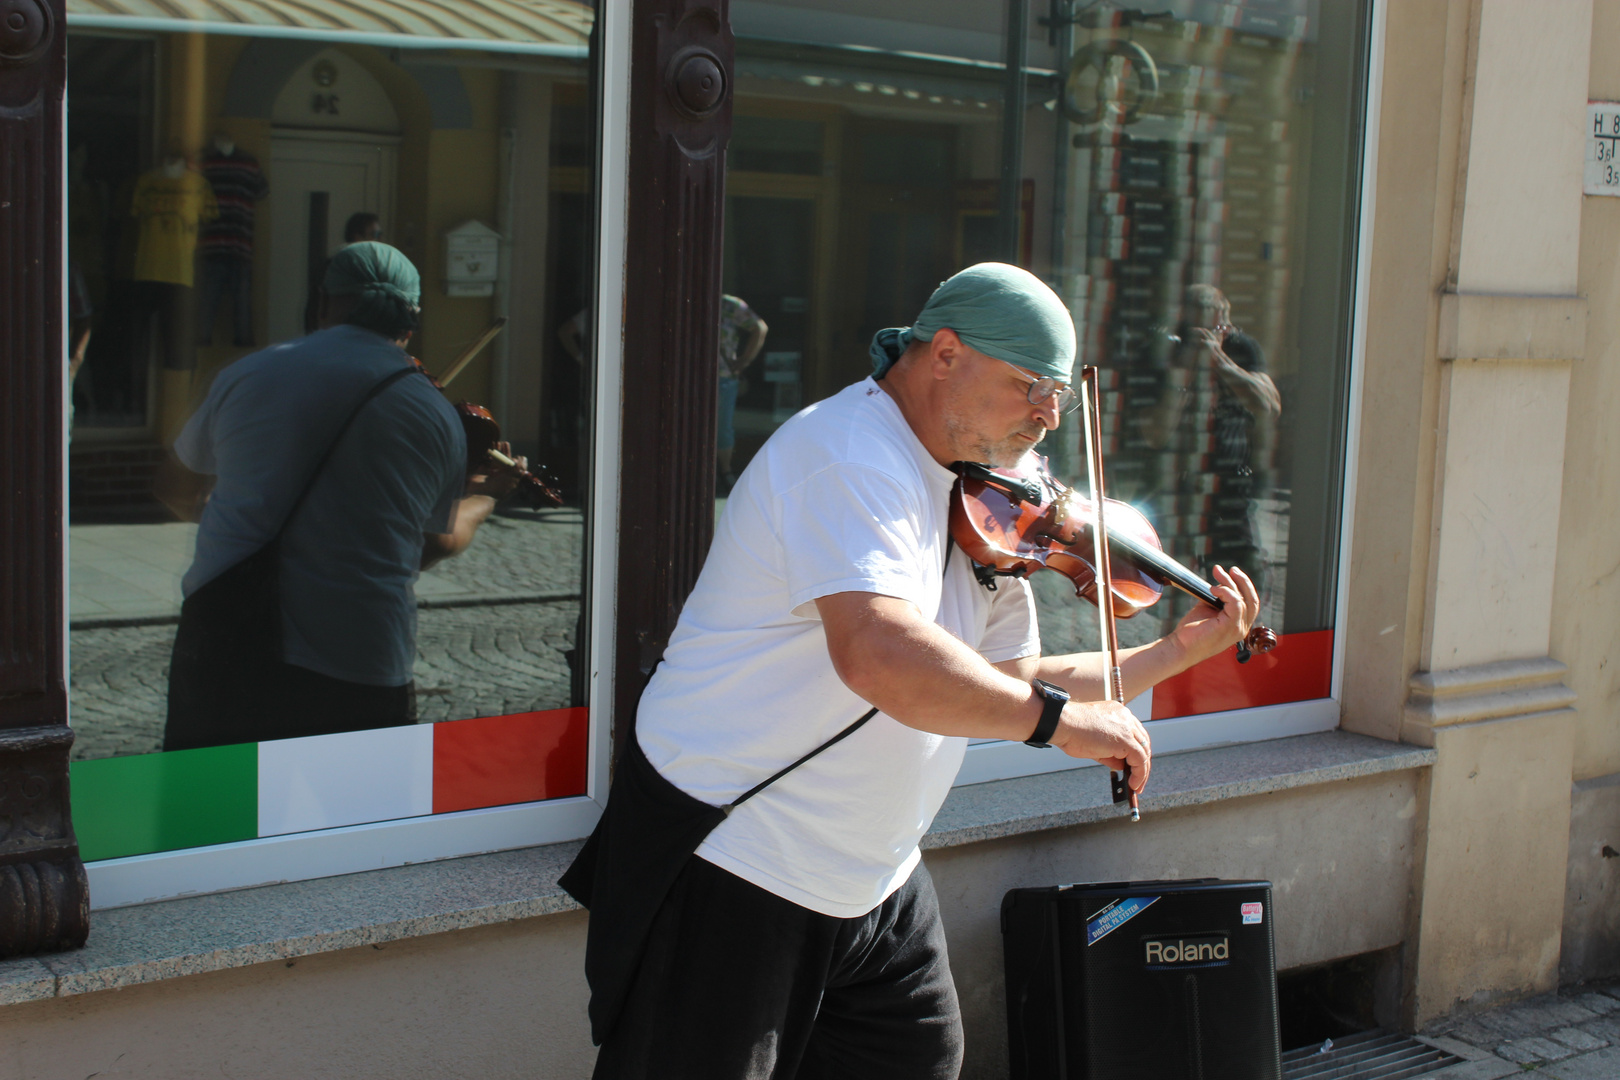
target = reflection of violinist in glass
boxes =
[155,242,521,751]
[1145,284,1281,590]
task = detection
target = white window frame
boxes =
[68,6,631,910]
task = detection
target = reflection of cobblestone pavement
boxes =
[67,508,588,761]
[68,507,584,626]
[412,600,579,724]
[1030,570,1161,657]
[68,600,581,760]
[69,624,177,760]
[417,508,583,602]
[1421,980,1620,1076]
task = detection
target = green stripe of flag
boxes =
[71,743,258,862]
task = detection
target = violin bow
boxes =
[1080,366,1140,823]
[436,317,510,389]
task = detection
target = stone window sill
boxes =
[0,729,1432,1007]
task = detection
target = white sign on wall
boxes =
[1585,102,1620,195]
[444,220,500,298]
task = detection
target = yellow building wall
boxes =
[1554,0,1620,986]
[1557,0,1620,786]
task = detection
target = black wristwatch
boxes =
[1025,679,1069,748]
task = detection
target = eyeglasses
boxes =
[999,359,1081,414]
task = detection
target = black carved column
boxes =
[613,0,732,750]
[0,0,90,955]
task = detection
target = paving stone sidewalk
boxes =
[1421,979,1620,1077]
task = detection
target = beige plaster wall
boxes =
[1547,0,1620,985]
[1408,709,1577,1022]
[1341,0,1465,741]
[0,774,1419,1080]
[1552,0,1620,784]
[1454,0,1591,295]
[927,773,1422,1080]
[1352,0,1598,1027]
[1423,359,1571,670]
[0,912,596,1080]
[1422,0,1587,675]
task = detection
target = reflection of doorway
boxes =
[543,187,591,495]
[836,119,957,363]
[266,133,398,344]
[722,194,815,476]
[68,34,159,434]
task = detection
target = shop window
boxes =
[731,115,824,175]
[720,0,1369,783]
[63,1,608,904]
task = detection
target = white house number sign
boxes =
[1586,102,1620,195]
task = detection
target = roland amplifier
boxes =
[1002,878,1280,1080]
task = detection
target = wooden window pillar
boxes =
[0,0,91,956]
[613,0,733,749]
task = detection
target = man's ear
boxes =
[928,328,963,376]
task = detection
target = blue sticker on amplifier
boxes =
[1086,895,1159,945]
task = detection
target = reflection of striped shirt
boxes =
[1210,330,1263,475]
[718,294,762,375]
[198,150,269,260]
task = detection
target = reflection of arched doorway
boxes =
[266,49,402,343]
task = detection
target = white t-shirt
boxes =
[636,377,1040,918]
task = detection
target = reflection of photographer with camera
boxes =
[1146,284,1281,594]
[1151,284,1280,428]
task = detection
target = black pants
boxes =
[164,659,415,751]
[164,538,416,751]
[197,255,255,346]
[594,856,963,1080]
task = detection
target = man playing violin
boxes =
[156,242,521,751]
[588,263,1261,1080]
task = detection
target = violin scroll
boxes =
[406,323,565,510]
[456,401,564,509]
[1234,623,1278,664]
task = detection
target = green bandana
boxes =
[322,241,422,338]
[869,263,1075,381]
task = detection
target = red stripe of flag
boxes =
[432,707,589,814]
[1150,629,1333,720]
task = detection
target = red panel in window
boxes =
[432,707,589,814]
[1150,630,1333,720]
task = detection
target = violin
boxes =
[456,401,563,509]
[948,459,1278,662]
[407,317,563,509]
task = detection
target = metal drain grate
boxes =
[1283,1029,1464,1080]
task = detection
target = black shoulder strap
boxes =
[273,364,423,540]
[727,705,880,813]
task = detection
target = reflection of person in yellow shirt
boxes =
[130,161,217,288]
